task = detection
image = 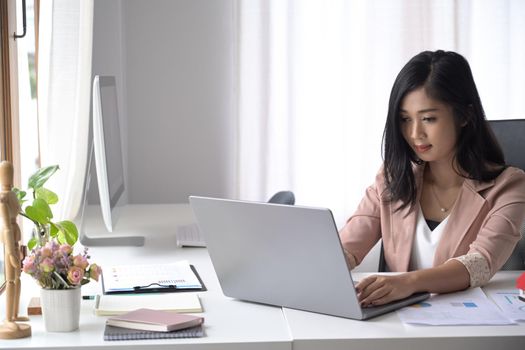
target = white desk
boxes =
[0,204,292,350]
[284,271,525,350]
[1,204,524,349]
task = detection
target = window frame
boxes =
[0,0,26,296]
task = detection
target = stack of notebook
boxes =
[103,308,205,341]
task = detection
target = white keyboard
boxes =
[176,223,206,247]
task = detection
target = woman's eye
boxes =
[400,116,410,123]
[422,116,436,122]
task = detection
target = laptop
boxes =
[189,196,430,320]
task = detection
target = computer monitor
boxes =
[78,75,144,246]
[93,75,125,233]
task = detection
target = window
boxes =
[0,0,14,164]
[16,0,40,188]
[0,0,39,188]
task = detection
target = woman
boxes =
[339,50,525,307]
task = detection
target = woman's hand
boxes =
[355,261,471,306]
[355,273,416,307]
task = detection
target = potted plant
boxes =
[22,240,101,331]
[17,165,102,332]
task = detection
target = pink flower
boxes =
[40,258,54,273]
[41,247,53,258]
[22,256,35,273]
[73,254,89,269]
[45,240,59,252]
[88,264,102,282]
[59,244,73,255]
[67,266,84,285]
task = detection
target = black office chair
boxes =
[378,119,525,272]
[489,119,525,270]
[268,191,295,205]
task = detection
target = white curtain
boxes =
[237,0,525,227]
[37,0,93,221]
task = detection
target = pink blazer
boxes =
[339,165,525,276]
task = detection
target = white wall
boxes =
[91,0,128,204]
[92,0,236,204]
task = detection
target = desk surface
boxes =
[284,271,525,350]
[1,204,524,350]
[1,204,291,350]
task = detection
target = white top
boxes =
[409,206,449,270]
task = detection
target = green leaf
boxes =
[57,229,66,245]
[25,198,53,224]
[28,165,59,190]
[27,236,38,251]
[49,222,59,237]
[35,187,59,205]
[55,220,78,246]
[13,188,26,202]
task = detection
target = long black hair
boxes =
[382,50,505,210]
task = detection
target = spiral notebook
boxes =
[103,324,204,341]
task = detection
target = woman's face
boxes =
[399,87,459,164]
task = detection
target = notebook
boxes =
[94,292,203,316]
[189,196,430,320]
[103,324,204,341]
[106,308,204,332]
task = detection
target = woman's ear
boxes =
[460,105,475,127]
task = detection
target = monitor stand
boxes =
[77,144,145,247]
[79,232,145,246]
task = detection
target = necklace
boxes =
[430,181,449,212]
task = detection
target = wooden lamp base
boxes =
[0,321,31,339]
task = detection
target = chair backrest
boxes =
[378,119,525,272]
[488,119,525,171]
[268,191,295,205]
[489,119,525,270]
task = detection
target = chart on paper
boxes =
[396,288,516,325]
[487,290,525,322]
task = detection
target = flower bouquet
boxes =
[22,240,101,289]
[21,236,102,332]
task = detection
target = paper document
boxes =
[487,290,525,322]
[396,287,516,325]
[103,260,202,293]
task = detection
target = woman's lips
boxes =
[414,144,432,153]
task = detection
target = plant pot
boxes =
[40,287,81,332]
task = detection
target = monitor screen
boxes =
[93,75,125,231]
[77,75,143,246]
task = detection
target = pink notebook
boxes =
[106,308,204,332]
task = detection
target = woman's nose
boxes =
[410,121,425,139]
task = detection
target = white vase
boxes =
[40,287,81,332]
